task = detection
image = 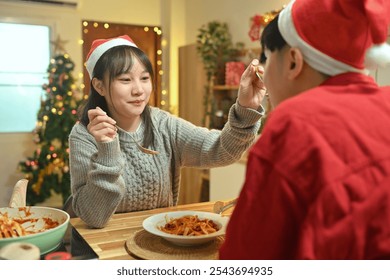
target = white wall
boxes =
[183,0,287,48]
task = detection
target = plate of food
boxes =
[0,206,70,255]
[142,211,229,246]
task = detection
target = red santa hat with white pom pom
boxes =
[278,0,390,76]
[85,35,138,79]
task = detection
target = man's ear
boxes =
[91,78,104,96]
[286,47,304,80]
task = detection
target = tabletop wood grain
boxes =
[70,200,233,260]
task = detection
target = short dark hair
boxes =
[78,45,155,148]
[260,14,287,63]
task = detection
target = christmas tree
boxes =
[18,39,83,205]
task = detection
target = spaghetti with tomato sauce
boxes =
[159,215,219,236]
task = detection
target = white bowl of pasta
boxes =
[142,210,229,246]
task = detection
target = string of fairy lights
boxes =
[79,21,168,110]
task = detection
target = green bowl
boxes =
[0,206,70,255]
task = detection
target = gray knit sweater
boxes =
[69,102,262,228]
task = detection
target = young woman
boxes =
[69,35,266,228]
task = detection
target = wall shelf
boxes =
[212,85,239,91]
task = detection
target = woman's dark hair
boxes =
[260,14,287,64]
[78,45,155,148]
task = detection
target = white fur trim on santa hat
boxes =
[365,43,390,68]
[278,1,368,76]
[86,38,137,78]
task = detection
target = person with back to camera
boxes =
[219,0,390,259]
[68,35,266,228]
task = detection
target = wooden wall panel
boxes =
[178,44,208,204]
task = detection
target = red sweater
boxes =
[219,73,390,259]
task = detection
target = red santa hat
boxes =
[278,0,390,76]
[85,35,138,78]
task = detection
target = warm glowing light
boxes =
[104,23,109,29]
[160,100,166,106]
[159,70,164,75]
[51,108,57,114]
[52,87,57,92]
[157,50,162,55]
[58,111,63,116]
[153,27,159,32]
[93,22,98,28]
[83,29,89,34]
[46,155,51,160]
[162,90,167,95]
[157,60,162,65]
[43,116,49,121]
[83,21,88,27]
[78,39,84,45]
[80,84,85,89]
[72,109,77,114]
[157,30,162,35]
[78,72,84,78]
[49,146,55,151]
[144,27,149,32]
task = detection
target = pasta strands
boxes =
[159,215,219,236]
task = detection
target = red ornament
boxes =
[248,15,263,42]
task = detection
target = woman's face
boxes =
[101,57,152,124]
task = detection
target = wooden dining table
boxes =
[70,200,234,260]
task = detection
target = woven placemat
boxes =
[125,229,224,260]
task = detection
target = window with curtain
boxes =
[0,22,50,133]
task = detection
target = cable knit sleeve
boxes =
[163,101,263,168]
[69,123,125,228]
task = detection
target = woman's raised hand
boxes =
[87,107,117,142]
[237,59,267,110]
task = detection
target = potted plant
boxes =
[196,21,241,84]
[196,21,244,127]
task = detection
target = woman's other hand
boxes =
[87,107,117,142]
[237,59,267,110]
